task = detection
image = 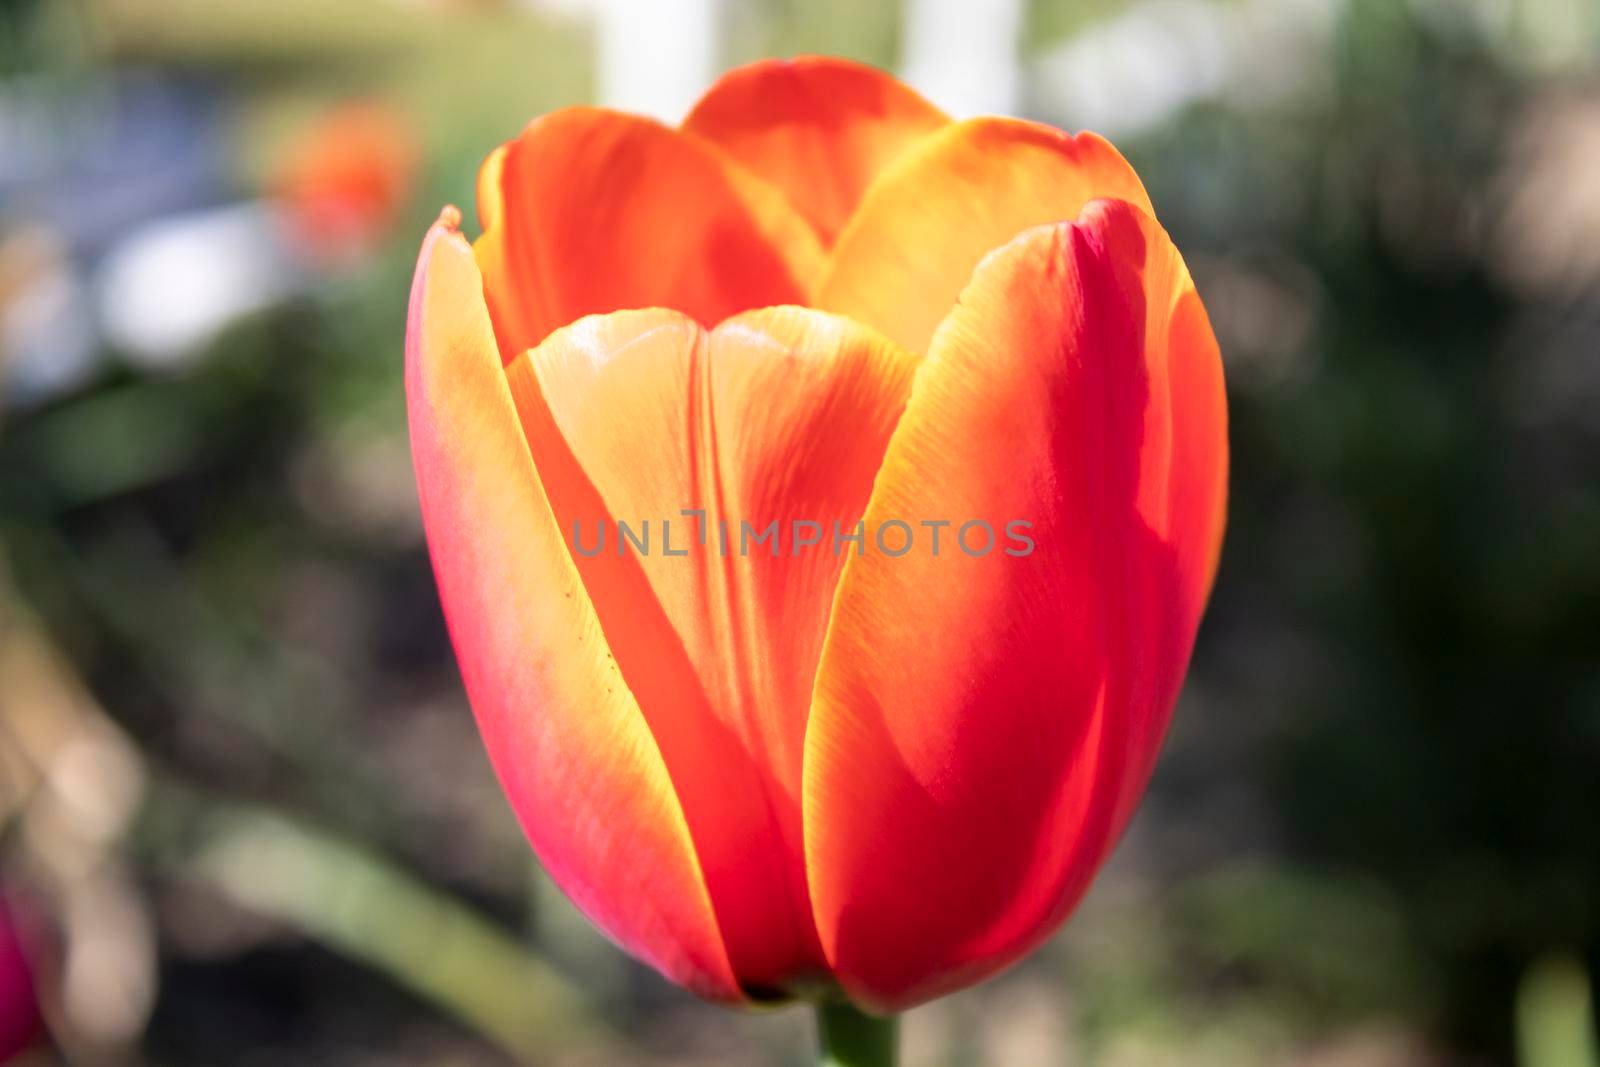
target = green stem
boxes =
[816,999,899,1067]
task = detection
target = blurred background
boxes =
[1,0,1597,1063]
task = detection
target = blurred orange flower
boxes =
[405,56,1227,1011]
[273,101,420,262]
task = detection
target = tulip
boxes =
[406,55,1226,1063]
[0,895,42,1061]
[273,101,420,264]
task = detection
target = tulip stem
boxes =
[816,999,898,1067]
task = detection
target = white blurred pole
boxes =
[901,0,1023,117]
[596,0,720,120]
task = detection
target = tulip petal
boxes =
[816,117,1154,355]
[475,142,508,232]
[804,200,1228,1010]
[406,211,740,1000]
[682,56,949,245]
[474,108,826,360]
[504,306,917,993]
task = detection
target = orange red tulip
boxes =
[406,56,1227,1013]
